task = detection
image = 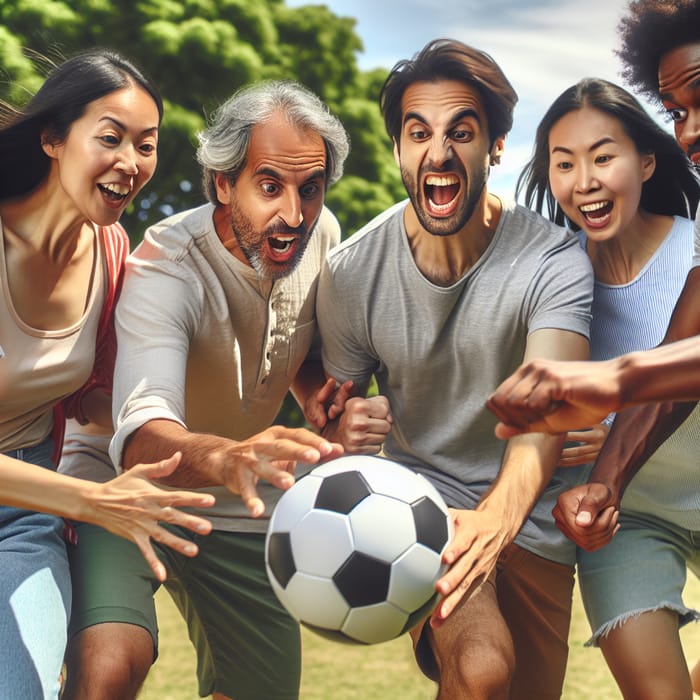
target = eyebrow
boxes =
[661,84,700,103]
[254,166,327,182]
[99,116,158,135]
[551,136,615,155]
[403,108,481,128]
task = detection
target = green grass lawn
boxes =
[140,575,700,699]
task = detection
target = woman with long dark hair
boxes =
[518,76,700,698]
[0,49,213,698]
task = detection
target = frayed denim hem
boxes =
[585,603,700,647]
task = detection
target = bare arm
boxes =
[549,269,700,550]
[487,269,700,437]
[0,451,215,581]
[122,418,342,518]
[487,337,700,438]
[432,328,588,624]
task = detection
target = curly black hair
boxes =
[617,0,700,105]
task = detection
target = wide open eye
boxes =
[666,106,688,123]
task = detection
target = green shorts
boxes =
[68,523,301,700]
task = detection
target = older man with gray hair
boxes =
[63,80,349,700]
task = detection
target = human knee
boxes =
[64,625,153,699]
[440,637,515,699]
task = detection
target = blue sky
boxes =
[287,0,665,197]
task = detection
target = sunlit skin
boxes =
[394,80,504,286]
[214,112,327,279]
[658,42,700,168]
[0,84,159,333]
[42,84,160,228]
[547,105,670,286]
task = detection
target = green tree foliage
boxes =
[0,0,403,242]
[0,0,403,427]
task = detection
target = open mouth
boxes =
[267,235,299,262]
[579,200,613,227]
[98,182,131,204]
[424,174,460,216]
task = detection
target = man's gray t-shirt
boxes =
[317,198,594,564]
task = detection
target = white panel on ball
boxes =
[268,473,324,531]
[342,601,409,645]
[388,544,445,612]
[283,573,350,629]
[348,494,417,561]
[290,509,354,576]
[358,459,435,503]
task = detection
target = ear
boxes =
[641,153,656,182]
[392,138,400,168]
[41,131,59,159]
[214,172,232,205]
[489,136,506,166]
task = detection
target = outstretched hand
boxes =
[84,452,215,581]
[552,482,619,552]
[221,426,344,517]
[430,507,505,627]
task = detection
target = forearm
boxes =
[0,454,98,522]
[477,432,565,542]
[589,398,696,499]
[612,268,700,406]
[122,419,226,488]
[289,359,327,420]
[614,339,700,407]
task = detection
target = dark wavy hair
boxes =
[379,38,518,149]
[0,48,163,201]
[617,0,700,105]
[516,77,700,228]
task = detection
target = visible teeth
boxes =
[426,175,458,186]
[579,201,609,213]
[101,183,130,196]
[270,236,295,252]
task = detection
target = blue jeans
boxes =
[0,439,71,699]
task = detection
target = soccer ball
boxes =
[265,455,453,645]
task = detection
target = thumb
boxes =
[132,451,182,479]
[574,493,607,526]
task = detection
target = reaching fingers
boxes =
[133,526,200,582]
[134,536,168,582]
[315,377,338,405]
[129,451,183,480]
[559,442,600,467]
[265,426,341,460]
[559,424,609,467]
[327,380,355,420]
[157,500,213,535]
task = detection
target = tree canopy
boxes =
[0,0,404,242]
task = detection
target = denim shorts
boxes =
[578,508,700,646]
[0,438,71,700]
